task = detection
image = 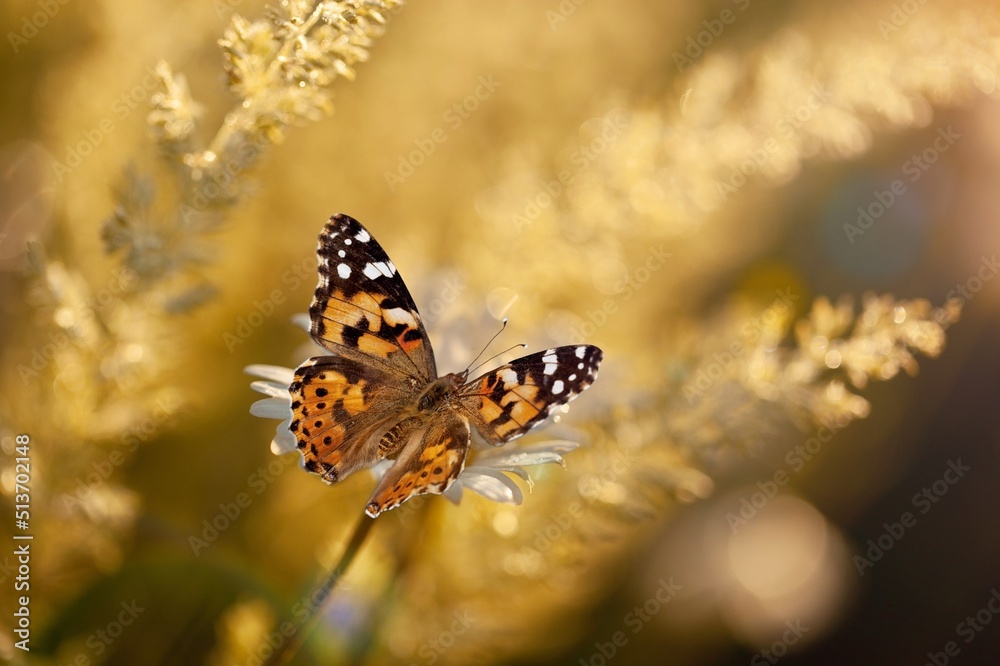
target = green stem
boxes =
[347,503,431,665]
[264,513,377,666]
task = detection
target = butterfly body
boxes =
[290,214,603,517]
[416,372,466,411]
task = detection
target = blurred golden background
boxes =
[2,0,1000,664]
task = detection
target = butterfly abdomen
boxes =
[378,416,421,457]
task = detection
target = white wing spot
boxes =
[575,346,587,359]
[384,307,417,328]
[552,380,565,395]
[542,349,559,375]
[355,228,371,242]
[367,261,393,277]
[337,263,351,279]
[499,368,518,388]
[338,250,346,258]
[568,374,577,381]
[344,238,353,245]
[363,263,381,280]
[577,362,584,370]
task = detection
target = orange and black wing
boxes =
[456,345,603,444]
[364,410,470,517]
[289,354,412,483]
[307,213,436,382]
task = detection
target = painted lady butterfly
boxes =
[289,214,603,517]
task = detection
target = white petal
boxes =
[522,439,581,455]
[250,380,291,399]
[476,440,580,469]
[478,451,565,469]
[441,482,464,505]
[250,397,292,420]
[469,463,532,487]
[291,313,311,332]
[270,423,297,454]
[244,364,295,385]
[489,466,534,492]
[459,467,523,505]
[249,380,288,396]
[497,466,532,485]
[368,459,394,482]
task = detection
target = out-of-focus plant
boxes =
[0,0,404,625]
[2,0,996,664]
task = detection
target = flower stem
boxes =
[265,513,377,666]
[347,502,431,665]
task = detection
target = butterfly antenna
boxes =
[468,342,527,377]
[465,318,508,372]
[465,318,524,375]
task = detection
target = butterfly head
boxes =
[416,371,468,412]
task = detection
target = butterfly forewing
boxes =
[457,344,603,444]
[308,213,436,382]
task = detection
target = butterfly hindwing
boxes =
[457,344,603,444]
[308,213,436,382]
[365,410,470,517]
[289,354,411,483]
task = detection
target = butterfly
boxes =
[288,214,603,517]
